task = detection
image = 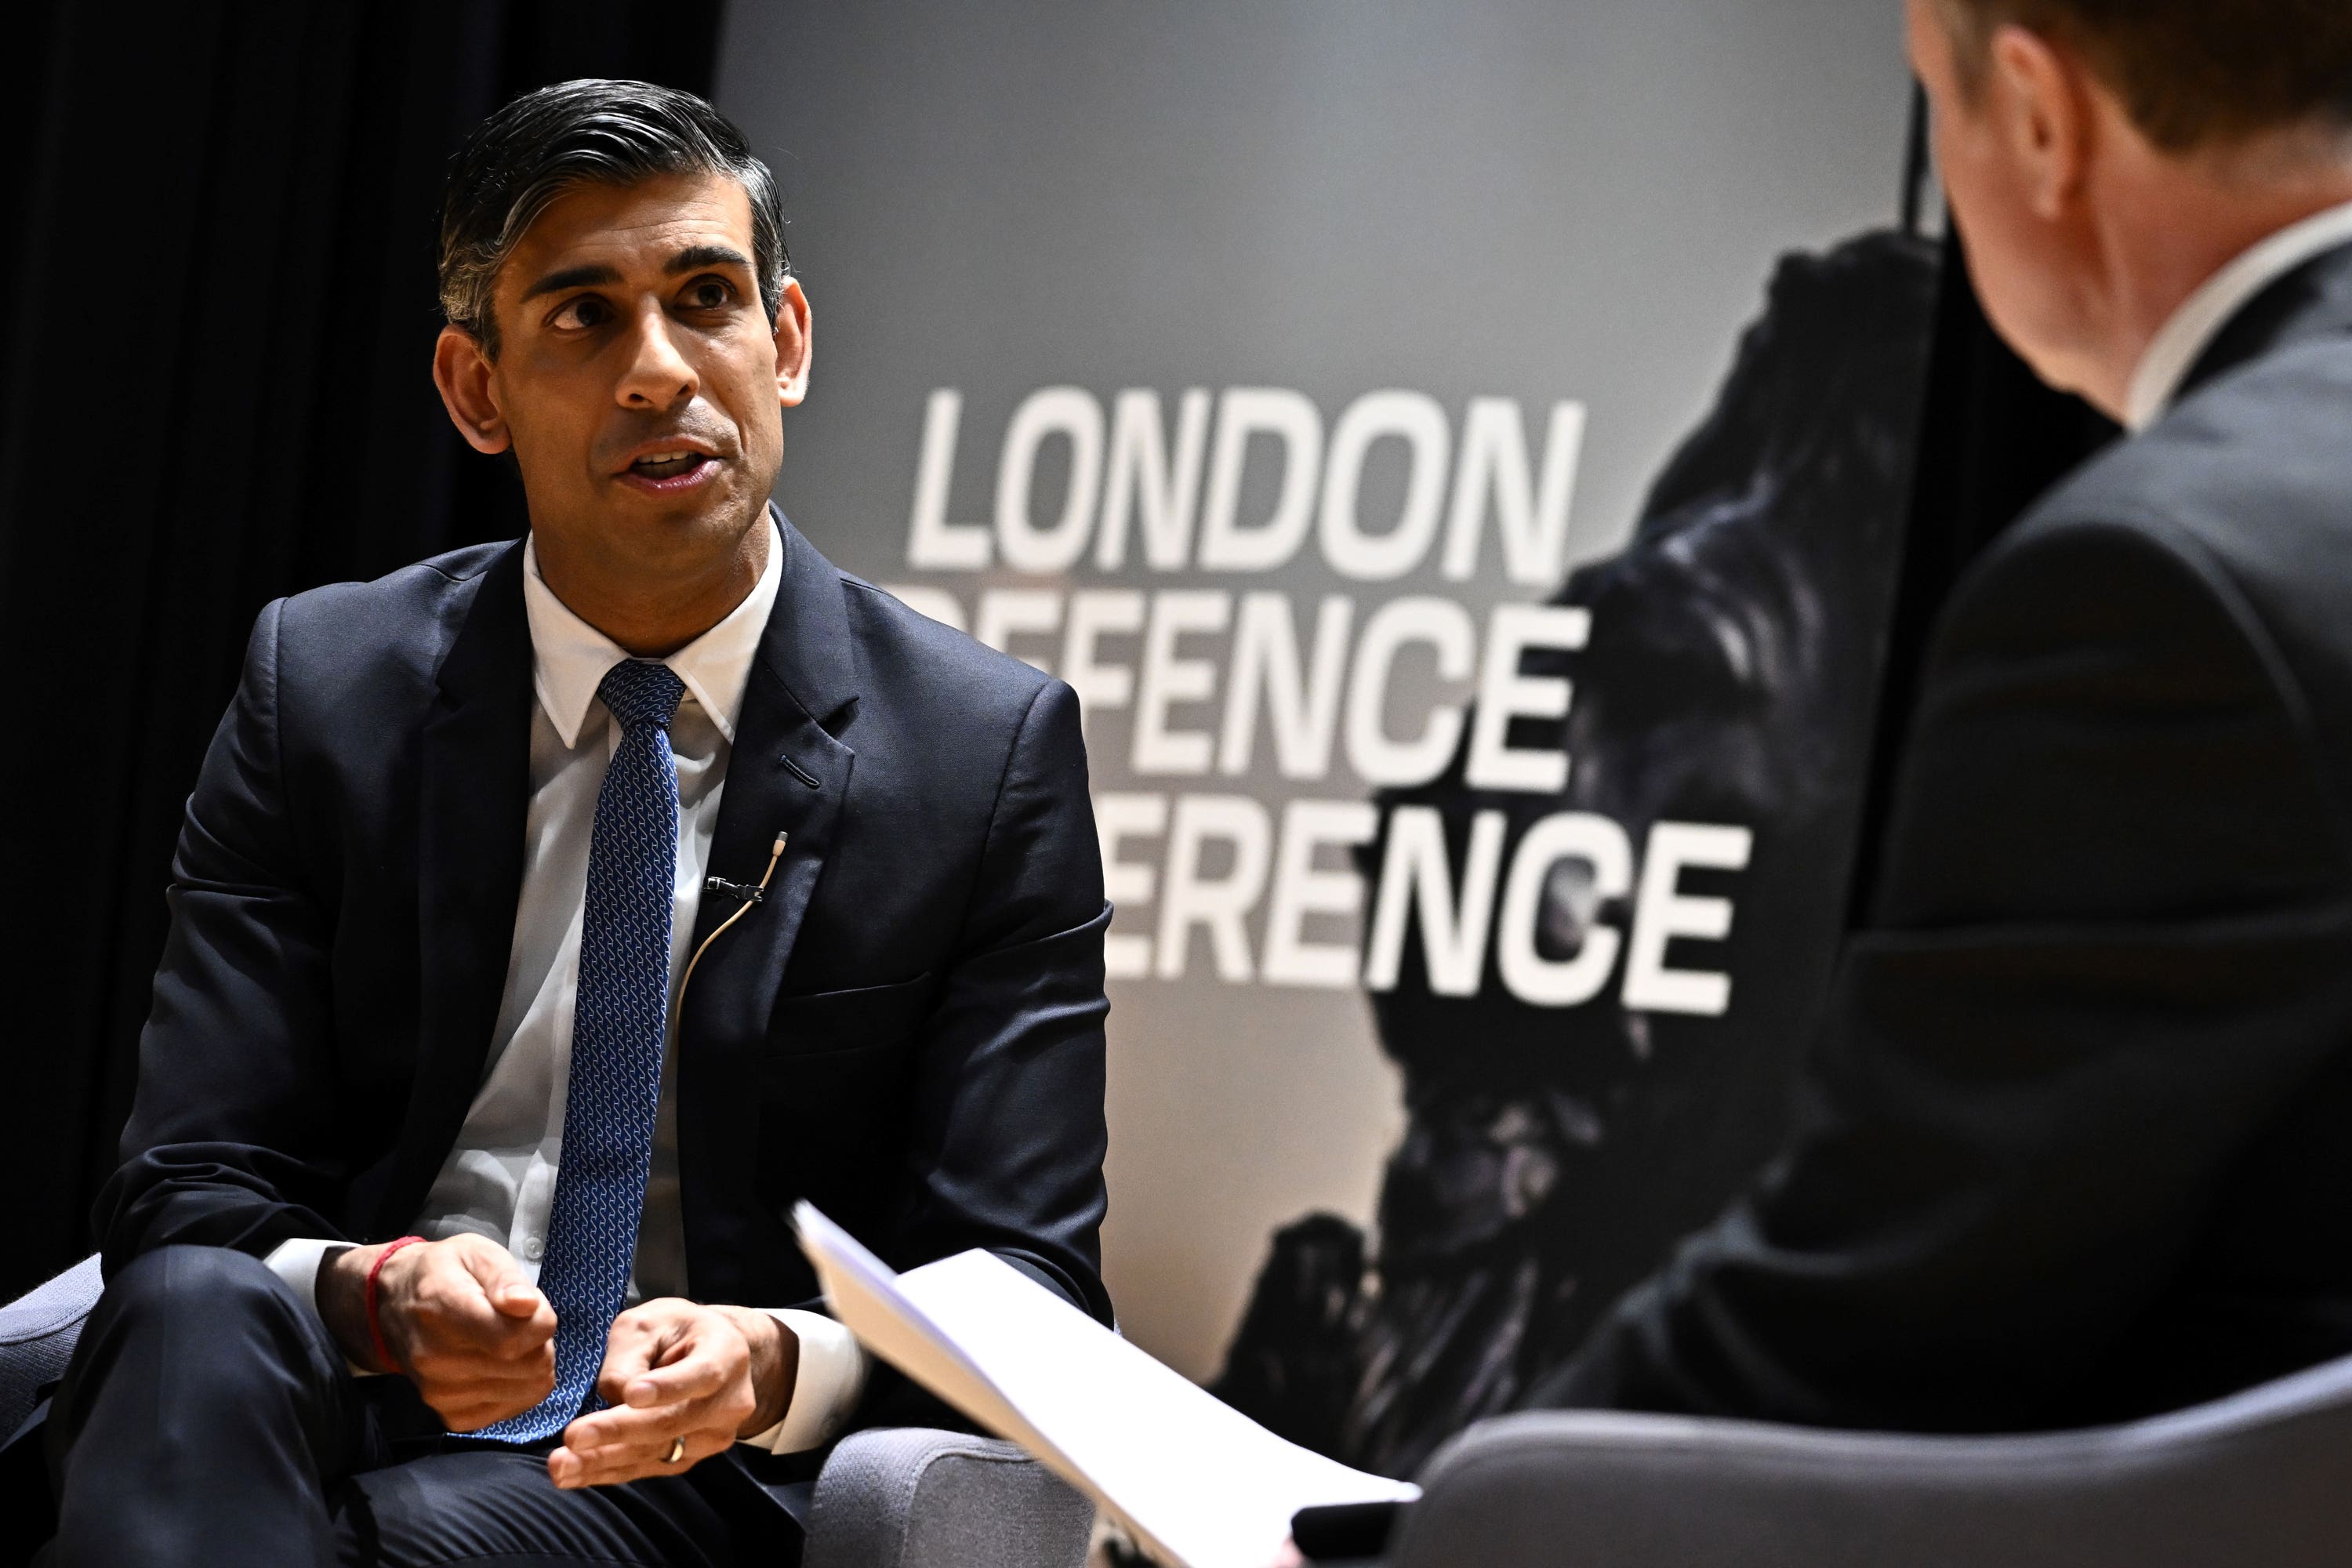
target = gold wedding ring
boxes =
[666,1436,687,1465]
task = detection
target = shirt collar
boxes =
[520,516,785,750]
[2123,198,2352,430]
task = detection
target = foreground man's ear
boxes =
[1986,20,2093,223]
[773,278,813,409]
[433,325,513,454]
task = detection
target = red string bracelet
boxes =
[365,1236,428,1374]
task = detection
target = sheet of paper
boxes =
[795,1203,1416,1568]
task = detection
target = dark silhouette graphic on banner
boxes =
[1214,230,1942,1476]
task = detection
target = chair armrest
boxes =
[0,1255,102,1442]
[1385,1385,2352,1568]
[1385,1410,1888,1568]
[805,1427,1094,1568]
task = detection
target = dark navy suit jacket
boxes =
[98,510,1114,1415]
[1532,245,2352,1432]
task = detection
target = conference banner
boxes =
[721,1,1938,1475]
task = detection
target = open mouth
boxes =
[628,450,715,482]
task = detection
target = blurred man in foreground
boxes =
[1519,0,2352,1432]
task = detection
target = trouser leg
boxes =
[332,1445,753,1568]
[46,1243,360,1568]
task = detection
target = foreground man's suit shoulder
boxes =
[103,514,1112,1344]
[1530,243,2352,1433]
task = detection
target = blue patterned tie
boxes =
[483,658,686,1443]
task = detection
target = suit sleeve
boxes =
[1530,517,2352,1431]
[895,676,1114,1325]
[93,601,348,1273]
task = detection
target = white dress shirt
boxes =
[264,519,868,1454]
[2123,197,2352,430]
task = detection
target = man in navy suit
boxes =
[42,79,1112,1566]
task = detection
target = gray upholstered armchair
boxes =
[0,1254,1094,1568]
[1381,1350,2352,1568]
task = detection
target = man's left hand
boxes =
[547,1300,800,1488]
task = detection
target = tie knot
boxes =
[597,659,687,733]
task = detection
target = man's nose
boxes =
[615,299,698,410]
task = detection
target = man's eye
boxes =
[684,278,735,310]
[551,296,610,330]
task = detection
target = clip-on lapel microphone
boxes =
[672,830,788,1030]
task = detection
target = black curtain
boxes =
[0,1,724,1302]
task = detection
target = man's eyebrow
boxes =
[511,246,749,307]
[517,263,622,305]
[666,245,753,276]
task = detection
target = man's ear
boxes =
[772,278,813,409]
[1987,22,2093,222]
[432,325,512,455]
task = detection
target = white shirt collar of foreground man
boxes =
[2125,196,2352,430]
[520,514,786,749]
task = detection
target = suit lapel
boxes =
[387,543,535,1236]
[679,510,859,1300]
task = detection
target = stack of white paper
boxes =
[793,1203,1417,1568]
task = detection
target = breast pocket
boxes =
[764,971,940,1058]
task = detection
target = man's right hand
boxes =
[320,1233,559,1432]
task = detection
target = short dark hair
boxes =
[438,79,788,356]
[1940,0,2352,151]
